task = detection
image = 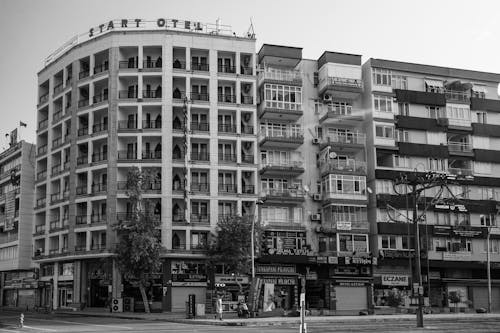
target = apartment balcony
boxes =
[75,245,87,253]
[51,164,62,176]
[50,193,63,204]
[190,92,209,102]
[218,94,236,104]
[190,152,209,162]
[37,144,48,156]
[38,119,48,131]
[319,76,364,99]
[142,181,161,193]
[445,90,470,104]
[118,150,138,161]
[93,92,108,104]
[39,93,49,105]
[322,190,367,203]
[218,64,236,74]
[258,68,302,86]
[172,90,186,100]
[448,167,473,179]
[91,183,107,194]
[143,59,162,70]
[191,182,209,193]
[36,170,47,182]
[448,142,474,157]
[320,159,367,177]
[143,120,161,130]
[76,155,89,166]
[78,127,89,137]
[142,90,161,99]
[91,152,107,163]
[119,61,138,69]
[319,132,366,151]
[94,63,109,74]
[258,128,304,149]
[241,154,255,164]
[260,188,306,204]
[116,212,160,223]
[90,243,107,252]
[91,214,107,224]
[53,110,63,124]
[0,231,19,244]
[53,83,64,96]
[118,90,138,99]
[78,99,89,108]
[172,60,186,70]
[92,123,108,134]
[437,110,472,130]
[118,120,138,132]
[218,183,237,194]
[241,184,255,195]
[241,95,254,105]
[241,66,253,76]
[142,151,162,161]
[318,220,369,233]
[319,108,364,125]
[34,224,45,236]
[241,125,254,135]
[218,153,237,163]
[190,213,210,224]
[258,99,302,121]
[260,161,304,177]
[79,70,90,80]
[52,137,63,150]
[261,218,305,230]
[191,122,209,132]
[49,219,68,232]
[191,62,209,72]
[75,215,88,225]
[218,123,237,134]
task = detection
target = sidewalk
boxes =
[51,308,500,327]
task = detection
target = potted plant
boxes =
[448,291,460,313]
[386,289,404,313]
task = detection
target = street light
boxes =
[251,199,265,279]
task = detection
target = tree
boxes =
[114,167,163,313]
[386,289,403,308]
[207,215,260,276]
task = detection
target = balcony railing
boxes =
[173,60,186,69]
[172,90,186,99]
[75,215,88,224]
[142,151,162,160]
[241,67,253,75]
[34,224,45,234]
[38,118,48,130]
[91,214,107,224]
[35,198,46,208]
[36,170,47,181]
[143,90,162,99]
[39,93,49,105]
[219,153,237,163]
[241,95,253,104]
[448,167,473,177]
[143,59,162,69]
[190,214,210,223]
[242,125,254,135]
[190,152,209,161]
[143,120,161,129]
[191,122,209,132]
[321,132,366,145]
[53,82,64,95]
[79,70,90,79]
[119,60,138,69]
[78,127,89,136]
[241,184,255,194]
[118,150,138,160]
[93,92,108,104]
[53,110,63,123]
[218,123,236,134]
[52,137,63,149]
[326,76,363,89]
[93,62,109,74]
[51,164,62,176]
[37,144,48,155]
[320,159,367,175]
[78,99,89,108]
[76,185,88,195]
[261,188,305,198]
[218,94,236,103]
[448,142,473,153]
[259,128,304,141]
[260,160,304,169]
[77,155,88,165]
[142,181,161,191]
[241,154,255,164]
[258,69,301,83]
[92,122,108,134]
[445,90,470,103]
[218,64,236,74]
[116,212,160,222]
[91,151,107,163]
[191,62,209,71]
[91,183,107,194]
[119,90,138,99]
[218,183,237,193]
[50,193,61,203]
[118,120,138,130]
[191,182,209,192]
[190,93,209,101]
[91,243,107,251]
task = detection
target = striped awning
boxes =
[472,85,487,93]
[424,79,443,88]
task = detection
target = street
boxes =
[1,312,500,333]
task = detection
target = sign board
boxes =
[381,274,409,286]
[328,256,338,264]
[261,277,297,285]
[434,204,467,212]
[379,249,415,259]
[336,221,352,231]
[443,252,472,261]
[214,275,249,284]
[256,265,296,274]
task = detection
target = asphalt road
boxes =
[1,312,500,332]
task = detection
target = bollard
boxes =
[19,313,24,328]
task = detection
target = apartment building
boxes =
[363,59,500,311]
[0,140,36,308]
[34,19,258,311]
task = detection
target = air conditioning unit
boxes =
[323,94,332,102]
[313,194,322,201]
[111,298,123,312]
[310,213,321,221]
[312,138,320,145]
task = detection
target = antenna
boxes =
[247,18,255,38]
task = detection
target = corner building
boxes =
[34,20,258,311]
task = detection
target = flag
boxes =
[19,121,27,127]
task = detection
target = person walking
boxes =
[215,295,223,321]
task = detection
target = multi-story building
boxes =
[34,18,258,311]
[0,140,36,307]
[363,59,500,311]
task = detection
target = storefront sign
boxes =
[261,277,297,285]
[170,281,207,287]
[316,256,328,264]
[214,275,249,284]
[381,274,409,286]
[347,257,373,265]
[172,274,207,282]
[256,265,296,274]
[267,248,313,256]
[336,280,366,287]
[328,256,338,264]
[452,227,484,238]
[379,249,415,259]
[336,221,352,231]
[433,226,451,236]
[434,204,467,212]
[443,252,472,261]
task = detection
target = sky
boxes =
[1,0,500,146]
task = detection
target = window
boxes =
[191,232,207,249]
[321,174,366,195]
[329,205,366,222]
[264,84,302,111]
[395,130,409,142]
[428,158,446,171]
[376,180,394,194]
[375,125,394,139]
[402,236,414,250]
[381,235,396,249]
[338,234,368,252]
[481,187,499,200]
[475,111,487,124]
[446,105,471,121]
[447,238,472,252]
[393,155,409,168]
[327,102,352,115]
[480,214,494,227]
[484,239,500,254]
[474,162,492,175]
[372,68,391,86]
[373,95,393,112]
[392,75,408,90]
[426,106,440,119]
[397,102,409,116]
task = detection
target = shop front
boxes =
[213,274,250,312]
[255,264,299,313]
[86,260,112,308]
[2,270,38,308]
[164,259,207,312]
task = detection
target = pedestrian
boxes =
[215,295,223,321]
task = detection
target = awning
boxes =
[424,79,443,88]
[472,85,487,93]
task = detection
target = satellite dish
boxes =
[328,152,337,159]
[303,185,310,193]
[366,187,373,194]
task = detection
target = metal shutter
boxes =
[335,286,367,311]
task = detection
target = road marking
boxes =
[23,325,58,332]
[0,328,20,333]
[34,318,133,330]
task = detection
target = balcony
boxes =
[77,155,89,166]
[218,94,236,104]
[218,183,237,194]
[241,66,253,76]
[448,142,473,157]
[116,212,160,223]
[219,153,237,163]
[78,127,89,137]
[241,185,255,194]
[49,219,68,232]
[143,120,161,130]
[119,61,138,69]
[258,128,304,149]
[50,193,62,204]
[318,220,369,233]
[119,90,138,99]
[261,218,305,230]
[94,63,109,75]
[39,93,49,105]
[190,152,209,162]
[437,110,471,129]
[91,152,107,163]
[38,119,48,131]
[320,159,367,176]
[190,213,210,224]
[36,170,47,182]
[76,185,88,196]
[320,132,366,150]
[172,60,186,70]
[448,167,473,178]
[191,122,209,132]
[322,190,367,203]
[190,92,209,102]
[53,83,64,95]
[191,62,209,72]
[118,120,138,131]
[142,90,162,99]
[242,125,254,135]
[319,76,363,99]
[90,243,107,252]
[142,181,161,192]
[92,123,108,134]
[218,123,237,134]
[242,154,255,164]
[51,164,62,176]
[91,214,107,224]
[118,150,138,161]
[172,90,186,100]
[37,144,48,156]
[35,197,46,209]
[260,188,306,204]
[93,92,108,104]
[34,224,46,236]
[260,161,304,177]
[75,215,88,225]
[53,110,63,124]
[91,183,107,194]
[0,232,19,244]
[78,99,89,108]
[258,68,302,86]
[319,108,364,125]
[52,137,63,149]
[142,151,162,160]
[191,182,209,193]
[241,96,253,105]
[445,90,470,104]
[258,99,302,121]
[79,70,90,80]
[218,64,236,74]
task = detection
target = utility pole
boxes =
[487,226,492,313]
[411,188,424,327]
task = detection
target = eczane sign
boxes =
[381,274,409,286]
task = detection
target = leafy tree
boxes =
[114,167,163,313]
[207,215,261,276]
[386,289,403,307]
